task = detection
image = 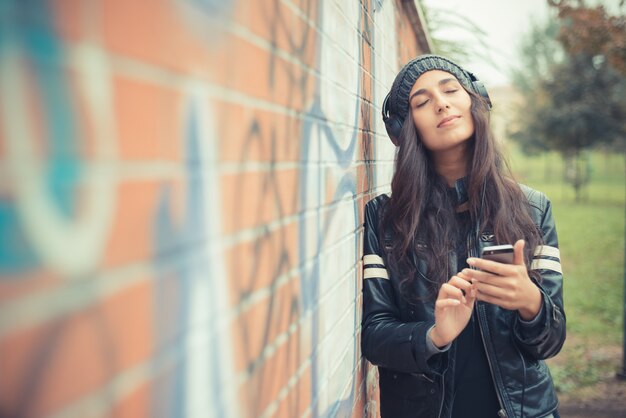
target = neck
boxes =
[431,147,468,186]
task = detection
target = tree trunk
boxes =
[620,148,626,379]
[574,149,581,203]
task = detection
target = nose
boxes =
[433,93,450,113]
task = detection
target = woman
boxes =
[362,55,565,418]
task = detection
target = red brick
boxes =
[51,0,84,41]
[231,277,301,372]
[239,330,302,417]
[0,280,153,417]
[220,169,299,234]
[274,365,312,418]
[113,76,182,161]
[102,0,191,73]
[111,382,150,418]
[218,105,303,163]
[103,179,161,267]
[226,222,298,304]
[0,271,61,304]
[233,0,318,70]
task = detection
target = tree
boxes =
[509,19,563,156]
[548,0,626,75]
[538,53,625,199]
[510,2,626,200]
[547,0,626,154]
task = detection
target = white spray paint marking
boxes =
[1,42,116,278]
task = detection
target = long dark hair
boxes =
[381,90,542,300]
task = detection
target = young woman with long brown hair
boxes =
[361,55,565,418]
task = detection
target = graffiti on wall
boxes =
[0,0,116,278]
[0,4,119,415]
[0,0,402,416]
[151,91,238,418]
[227,0,394,416]
[0,1,238,417]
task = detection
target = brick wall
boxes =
[0,1,428,417]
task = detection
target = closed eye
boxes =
[415,99,429,108]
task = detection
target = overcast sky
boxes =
[421,0,624,87]
[421,0,554,87]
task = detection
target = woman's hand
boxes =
[430,274,476,348]
[463,239,542,321]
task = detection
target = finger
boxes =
[441,282,466,304]
[461,267,499,283]
[475,292,500,306]
[466,257,512,276]
[459,273,479,294]
[435,298,461,309]
[448,275,475,304]
[475,291,513,310]
[456,271,472,282]
[513,239,525,266]
[448,275,473,293]
[474,280,507,300]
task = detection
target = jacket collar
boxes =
[449,176,469,206]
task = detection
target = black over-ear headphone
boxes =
[382,71,492,146]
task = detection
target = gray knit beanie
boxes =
[387,54,476,123]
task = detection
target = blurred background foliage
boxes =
[511,0,626,201]
[421,5,496,69]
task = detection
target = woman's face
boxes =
[408,70,474,155]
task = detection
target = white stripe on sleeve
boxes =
[531,259,563,274]
[534,245,560,260]
[363,254,385,266]
[363,267,390,280]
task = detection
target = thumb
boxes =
[513,239,525,266]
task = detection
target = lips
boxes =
[437,115,461,128]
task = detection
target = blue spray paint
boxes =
[0,0,81,273]
[152,105,229,418]
[297,2,379,416]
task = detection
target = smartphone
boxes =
[481,244,514,264]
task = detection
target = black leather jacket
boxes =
[361,185,566,418]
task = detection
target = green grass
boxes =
[508,145,626,395]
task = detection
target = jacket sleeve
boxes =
[360,199,447,374]
[513,196,566,359]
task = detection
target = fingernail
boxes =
[467,258,476,266]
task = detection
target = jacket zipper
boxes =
[437,374,445,418]
[469,234,508,418]
[477,304,508,418]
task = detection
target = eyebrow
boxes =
[409,77,458,103]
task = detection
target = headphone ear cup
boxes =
[382,93,402,146]
[384,116,402,146]
[472,80,492,109]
